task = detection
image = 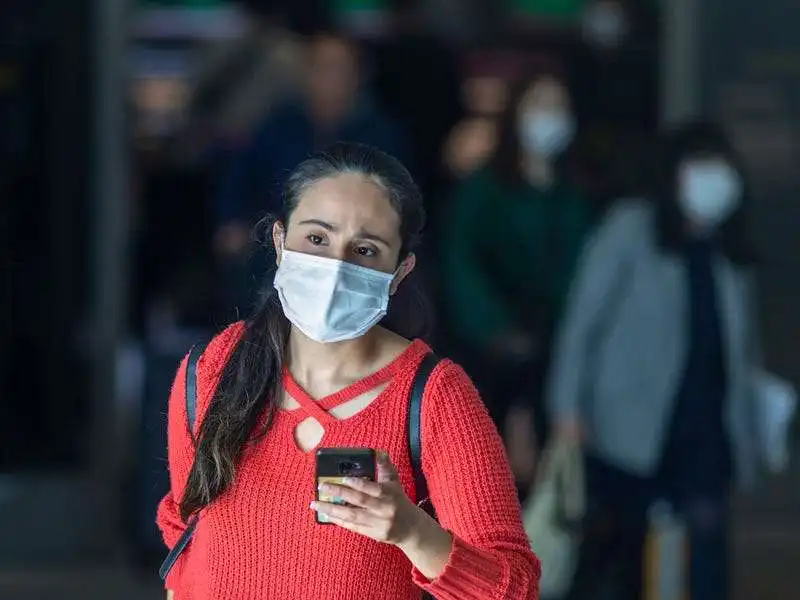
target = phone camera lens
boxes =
[338,461,362,475]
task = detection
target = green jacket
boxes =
[441,169,593,348]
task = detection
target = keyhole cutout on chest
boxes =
[287,383,390,454]
[293,417,326,453]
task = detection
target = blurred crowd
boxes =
[127,1,771,599]
[130,0,661,340]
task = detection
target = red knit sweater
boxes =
[157,323,540,600]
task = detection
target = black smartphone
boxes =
[315,447,377,525]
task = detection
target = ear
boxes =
[390,253,416,296]
[272,221,284,265]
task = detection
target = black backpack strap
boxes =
[159,340,208,581]
[408,352,441,512]
[159,516,198,580]
[408,353,442,600]
[184,341,208,434]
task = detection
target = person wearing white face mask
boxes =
[677,160,743,231]
[156,142,540,600]
[519,106,576,163]
[440,69,594,491]
[572,0,660,207]
[547,122,761,600]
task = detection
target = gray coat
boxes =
[546,200,761,486]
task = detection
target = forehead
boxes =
[521,77,568,106]
[308,37,356,64]
[290,173,401,235]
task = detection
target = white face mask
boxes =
[273,245,395,343]
[520,111,575,158]
[678,162,743,228]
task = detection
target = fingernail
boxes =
[309,501,317,510]
[342,477,355,487]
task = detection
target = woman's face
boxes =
[517,77,571,123]
[516,77,575,158]
[273,173,415,290]
[463,75,509,116]
[676,154,742,229]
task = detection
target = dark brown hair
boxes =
[653,120,755,266]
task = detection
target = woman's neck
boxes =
[521,153,555,188]
[286,327,382,385]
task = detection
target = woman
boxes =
[439,68,594,484]
[157,143,540,600]
[547,122,760,600]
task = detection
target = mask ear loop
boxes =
[392,253,411,280]
[390,254,411,289]
[274,226,288,268]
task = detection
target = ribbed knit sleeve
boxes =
[155,322,245,592]
[412,361,540,600]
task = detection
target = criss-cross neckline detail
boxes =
[281,341,420,425]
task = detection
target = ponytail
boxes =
[179,288,289,521]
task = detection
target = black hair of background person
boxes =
[179,143,430,521]
[490,66,582,188]
[569,0,661,207]
[653,120,757,267]
[571,0,661,132]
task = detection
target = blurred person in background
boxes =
[189,4,303,152]
[574,0,658,130]
[158,143,540,600]
[439,69,594,489]
[441,77,505,180]
[571,0,660,208]
[212,27,408,317]
[441,54,514,181]
[548,121,760,600]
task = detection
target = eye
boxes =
[306,233,326,246]
[353,245,377,258]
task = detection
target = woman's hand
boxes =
[554,414,586,444]
[311,452,453,580]
[311,452,423,547]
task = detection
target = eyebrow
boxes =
[296,219,392,247]
[297,218,335,230]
